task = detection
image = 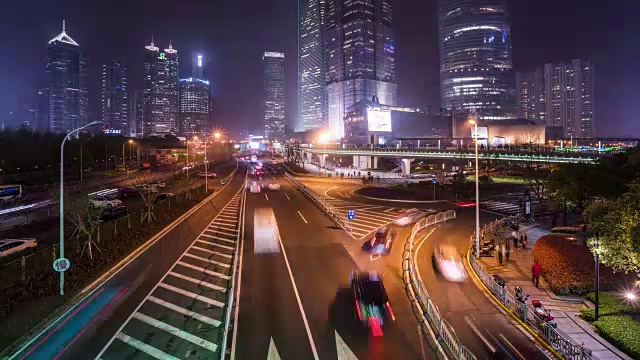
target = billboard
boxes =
[367,110,392,132]
[471,126,488,139]
[249,141,260,149]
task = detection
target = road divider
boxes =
[401,209,477,360]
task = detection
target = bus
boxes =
[0,185,23,205]
[253,207,280,254]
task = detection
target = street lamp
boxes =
[595,233,600,320]
[59,120,103,296]
[469,118,480,258]
[122,139,134,172]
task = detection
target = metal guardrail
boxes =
[220,162,239,185]
[468,217,592,360]
[285,172,475,360]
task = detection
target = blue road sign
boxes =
[53,258,70,272]
[432,178,437,184]
[347,209,356,220]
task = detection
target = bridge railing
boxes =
[468,217,592,360]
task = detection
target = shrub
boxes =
[593,315,640,359]
[550,226,581,234]
[532,235,635,296]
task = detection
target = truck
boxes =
[253,207,280,254]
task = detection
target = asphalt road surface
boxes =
[7,166,246,360]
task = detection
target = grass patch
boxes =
[468,175,527,184]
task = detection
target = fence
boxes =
[285,172,474,360]
[468,217,592,360]
[0,184,208,291]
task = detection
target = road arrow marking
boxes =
[267,337,281,360]
[335,330,358,360]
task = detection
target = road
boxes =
[235,174,424,359]
[7,165,246,360]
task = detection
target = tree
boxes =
[516,156,549,207]
[451,172,469,200]
[133,173,161,224]
[64,194,105,260]
[547,162,615,215]
[584,186,640,276]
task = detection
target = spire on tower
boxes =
[62,19,66,32]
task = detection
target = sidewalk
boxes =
[477,224,632,360]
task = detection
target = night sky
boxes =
[0,0,638,137]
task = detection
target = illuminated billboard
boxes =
[249,141,260,149]
[367,110,392,132]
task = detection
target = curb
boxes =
[351,190,448,204]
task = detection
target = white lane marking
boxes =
[196,239,234,250]
[116,332,179,360]
[230,191,246,360]
[323,186,338,199]
[265,193,269,201]
[267,337,281,360]
[335,330,358,360]
[285,193,290,200]
[147,295,222,327]
[184,252,231,268]
[132,312,218,352]
[347,217,388,227]
[412,228,437,296]
[274,215,319,359]
[384,207,396,213]
[191,245,233,259]
[217,218,237,224]
[157,283,225,308]
[209,223,237,230]
[167,271,226,292]
[204,229,237,237]
[272,177,276,181]
[464,315,496,354]
[201,233,236,243]
[297,211,308,224]
[217,214,238,220]
[176,261,231,280]
[94,190,243,360]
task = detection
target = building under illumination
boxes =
[142,39,179,136]
[179,78,210,137]
[438,0,515,122]
[325,0,396,140]
[263,52,286,141]
[45,21,89,133]
[101,60,128,134]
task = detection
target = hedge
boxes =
[532,235,634,296]
[593,315,640,359]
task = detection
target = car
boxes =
[267,183,281,191]
[90,196,123,208]
[120,187,140,198]
[432,244,468,282]
[444,171,458,177]
[248,181,261,193]
[361,227,396,255]
[148,181,166,188]
[0,238,37,257]
[99,205,128,221]
[393,208,428,226]
[411,173,436,179]
[463,170,475,175]
[350,270,395,336]
[198,172,217,178]
[154,192,175,204]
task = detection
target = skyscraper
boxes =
[263,52,286,141]
[298,0,326,132]
[191,53,204,79]
[517,59,594,138]
[129,90,144,138]
[142,39,179,136]
[101,60,128,134]
[438,0,515,121]
[180,54,210,137]
[45,21,89,133]
[325,0,396,139]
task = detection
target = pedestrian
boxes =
[511,229,518,248]
[523,232,528,248]
[532,262,542,288]
[497,244,503,264]
[505,241,511,262]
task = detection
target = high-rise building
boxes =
[517,59,594,137]
[263,52,286,141]
[101,60,128,134]
[298,0,326,132]
[325,0,396,139]
[129,90,144,138]
[142,38,179,136]
[179,78,210,137]
[438,0,515,122]
[191,53,204,79]
[45,21,89,133]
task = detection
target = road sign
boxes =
[432,178,437,184]
[53,258,70,272]
[347,209,356,220]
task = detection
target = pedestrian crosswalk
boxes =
[97,191,243,360]
[481,198,543,217]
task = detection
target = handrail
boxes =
[468,216,592,360]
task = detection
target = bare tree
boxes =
[132,173,161,224]
[64,194,105,260]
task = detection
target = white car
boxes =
[0,238,37,257]
[198,172,217,178]
[411,173,436,179]
[267,183,281,191]
[433,244,468,282]
[249,181,261,193]
[394,208,428,226]
[90,196,123,208]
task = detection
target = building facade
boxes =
[129,90,144,137]
[179,78,210,137]
[45,21,89,133]
[298,0,327,132]
[142,39,179,137]
[263,52,286,141]
[438,0,515,121]
[516,59,594,137]
[101,60,128,134]
[325,0,396,139]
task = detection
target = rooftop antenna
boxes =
[62,19,66,32]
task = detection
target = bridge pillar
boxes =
[319,154,327,168]
[401,158,414,176]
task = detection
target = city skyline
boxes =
[263,52,286,141]
[0,0,637,137]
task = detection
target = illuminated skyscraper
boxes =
[142,39,179,136]
[325,0,396,139]
[263,52,286,141]
[45,20,89,133]
[298,0,326,132]
[180,54,210,137]
[438,0,515,121]
[101,60,128,134]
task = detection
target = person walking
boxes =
[497,244,503,264]
[505,240,511,262]
[523,232,529,248]
[532,262,542,288]
[511,229,518,248]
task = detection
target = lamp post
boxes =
[59,121,102,296]
[469,118,480,258]
[595,233,600,320]
[122,139,133,172]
